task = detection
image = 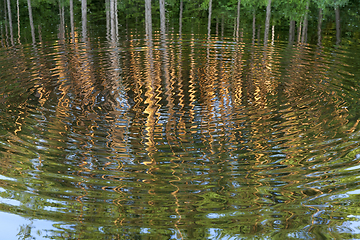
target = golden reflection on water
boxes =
[0,18,360,239]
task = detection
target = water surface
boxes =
[1,20,360,239]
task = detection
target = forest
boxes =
[0,0,359,45]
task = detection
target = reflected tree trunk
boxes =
[81,0,87,41]
[161,2,177,183]
[179,0,183,37]
[107,0,121,118]
[207,0,212,39]
[144,0,157,165]
[264,0,271,46]
[70,0,74,41]
[289,20,295,44]
[6,0,13,45]
[301,0,309,43]
[174,13,185,231]
[27,0,35,44]
[335,6,341,45]
[317,8,322,46]
[236,0,241,39]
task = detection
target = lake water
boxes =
[1,16,360,239]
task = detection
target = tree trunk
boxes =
[159,0,165,34]
[233,18,236,38]
[115,0,118,37]
[145,0,152,39]
[38,25,42,43]
[317,8,322,46]
[16,0,20,43]
[106,0,110,37]
[221,15,224,37]
[58,0,65,41]
[6,0,13,45]
[236,0,241,39]
[159,0,167,64]
[81,0,87,41]
[335,6,340,45]
[1,25,4,47]
[179,0,183,37]
[252,11,255,44]
[110,0,115,40]
[27,0,35,43]
[3,0,8,46]
[297,21,302,43]
[207,0,212,38]
[301,0,309,43]
[289,20,295,43]
[70,0,74,41]
[264,0,271,45]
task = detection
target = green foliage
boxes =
[273,0,310,21]
[117,0,145,20]
[242,0,266,10]
[0,0,358,41]
[315,0,350,9]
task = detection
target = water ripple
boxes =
[1,25,360,238]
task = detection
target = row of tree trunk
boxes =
[1,0,88,45]
[1,0,341,47]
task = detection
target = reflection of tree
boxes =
[143,0,158,166]
[17,223,35,240]
[1,3,360,238]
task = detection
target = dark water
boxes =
[1,20,360,239]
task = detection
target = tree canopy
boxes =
[0,0,358,37]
